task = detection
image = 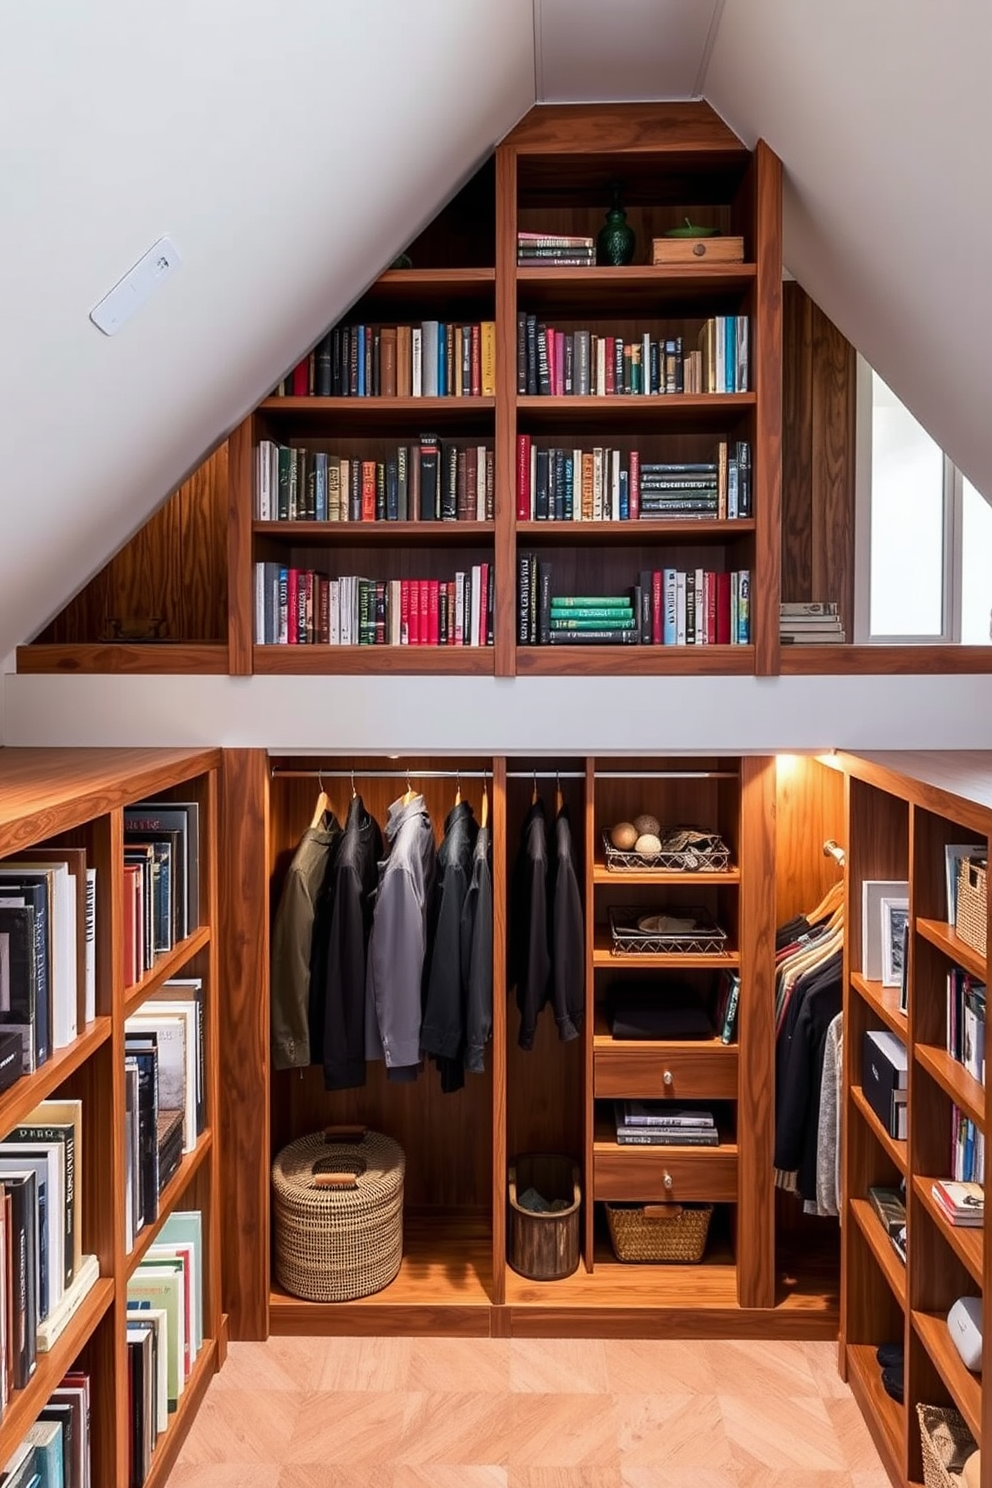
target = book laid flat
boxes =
[867,1184,906,1237]
[614,1101,715,1128]
[931,1179,984,1226]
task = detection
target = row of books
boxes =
[0,852,96,1076]
[515,315,749,396]
[2,1370,91,1486]
[613,1102,720,1146]
[122,801,201,991]
[517,230,595,267]
[273,322,497,399]
[780,601,845,645]
[517,559,751,646]
[255,438,495,525]
[127,1209,205,1486]
[255,566,495,648]
[125,979,206,1254]
[0,1098,89,1402]
[951,1102,984,1184]
[946,967,986,1086]
[515,439,752,522]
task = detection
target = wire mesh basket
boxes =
[601,828,731,874]
[608,906,728,956]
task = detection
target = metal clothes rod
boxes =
[823,839,847,867]
[271,768,491,781]
[593,771,738,780]
[505,771,585,780]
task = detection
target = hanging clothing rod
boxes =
[823,839,847,868]
[270,768,491,781]
[593,771,738,780]
[505,771,585,780]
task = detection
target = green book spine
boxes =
[550,595,631,609]
[550,616,636,631]
[548,606,635,621]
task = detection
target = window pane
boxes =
[961,478,992,644]
[869,373,944,636]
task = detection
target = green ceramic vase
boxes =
[596,184,636,267]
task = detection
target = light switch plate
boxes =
[90,236,182,336]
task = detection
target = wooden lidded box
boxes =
[652,235,745,265]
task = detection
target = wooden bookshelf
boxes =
[851,1198,907,1309]
[912,1175,983,1288]
[0,747,221,1483]
[850,970,909,1041]
[913,1310,982,1444]
[916,918,987,982]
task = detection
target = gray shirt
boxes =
[365,795,436,1070]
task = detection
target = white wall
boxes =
[0,0,534,662]
[5,671,992,754]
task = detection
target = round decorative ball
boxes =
[610,822,639,850]
[635,832,662,856]
[632,813,660,837]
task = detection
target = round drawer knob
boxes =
[663,1171,673,1190]
[662,1069,674,1086]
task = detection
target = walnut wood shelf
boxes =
[366,267,495,299]
[0,1276,114,1466]
[916,918,987,982]
[591,863,740,885]
[850,971,908,1041]
[259,395,496,420]
[850,1198,907,1309]
[846,1342,905,1487]
[915,1044,985,1130]
[912,1175,983,1287]
[252,520,494,545]
[850,1084,907,1175]
[515,392,756,433]
[15,643,229,675]
[125,923,211,1016]
[912,1309,982,1445]
[126,1131,214,1277]
[516,519,755,544]
[515,263,756,307]
[0,1018,111,1142]
[779,645,992,676]
[253,644,495,675]
[517,646,754,677]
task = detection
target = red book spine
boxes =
[428,581,440,645]
[419,581,430,646]
[361,461,376,522]
[471,324,481,397]
[400,580,410,644]
[408,580,420,645]
[287,568,299,643]
[629,449,640,521]
[716,571,731,644]
[652,570,662,645]
[605,338,616,395]
[554,332,565,397]
[517,434,532,520]
[707,572,717,644]
[291,358,309,396]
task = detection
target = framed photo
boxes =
[881,897,910,989]
[898,914,910,1014]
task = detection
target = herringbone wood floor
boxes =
[165,1337,890,1487]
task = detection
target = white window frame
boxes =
[854,355,964,644]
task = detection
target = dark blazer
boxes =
[461,823,493,1075]
[550,805,583,1043]
[422,801,478,1092]
[320,795,382,1090]
[366,794,437,1073]
[270,815,341,1071]
[510,799,552,1050]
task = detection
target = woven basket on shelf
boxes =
[956,857,988,957]
[272,1126,405,1302]
[916,1403,977,1488]
[605,1202,713,1263]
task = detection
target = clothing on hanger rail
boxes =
[271,807,342,1071]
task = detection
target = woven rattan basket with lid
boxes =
[956,857,988,958]
[272,1126,405,1302]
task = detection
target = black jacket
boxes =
[550,806,583,1043]
[461,824,493,1075]
[320,795,382,1091]
[271,815,341,1070]
[511,800,552,1050]
[774,950,843,1196]
[366,794,437,1074]
[422,801,478,1089]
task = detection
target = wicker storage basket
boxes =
[508,1154,581,1280]
[272,1126,405,1302]
[956,857,988,958]
[606,1201,713,1263]
[916,1403,977,1488]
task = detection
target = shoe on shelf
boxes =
[875,1342,904,1369]
[881,1364,904,1404]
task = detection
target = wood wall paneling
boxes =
[774,754,846,926]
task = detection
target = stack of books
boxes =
[779,602,845,645]
[514,440,751,522]
[946,967,986,1086]
[868,1184,907,1264]
[517,231,595,267]
[931,1179,984,1227]
[613,1102,719,1146]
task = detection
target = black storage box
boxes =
[863,1029,908,1138]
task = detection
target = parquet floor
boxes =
[167,1336,890,1488]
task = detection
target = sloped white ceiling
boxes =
[705,0,992,499]
[535,0,723,102]
[0,0,534,662]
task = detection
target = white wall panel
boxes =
[536,0,721,101]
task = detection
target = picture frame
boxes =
[898,914,910,1014]
[881,897,910,989]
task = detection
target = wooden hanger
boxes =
[532,770,538,806]
[807,877,844,927]
[454,770,461,807]
[350,769,357,800]
[481,775,489,829]
[310,773,330,829]
[555,771,563,815]
[402,772,416,806]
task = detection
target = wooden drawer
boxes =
[594,1146,738,1203]
[594,1043,738,1101]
